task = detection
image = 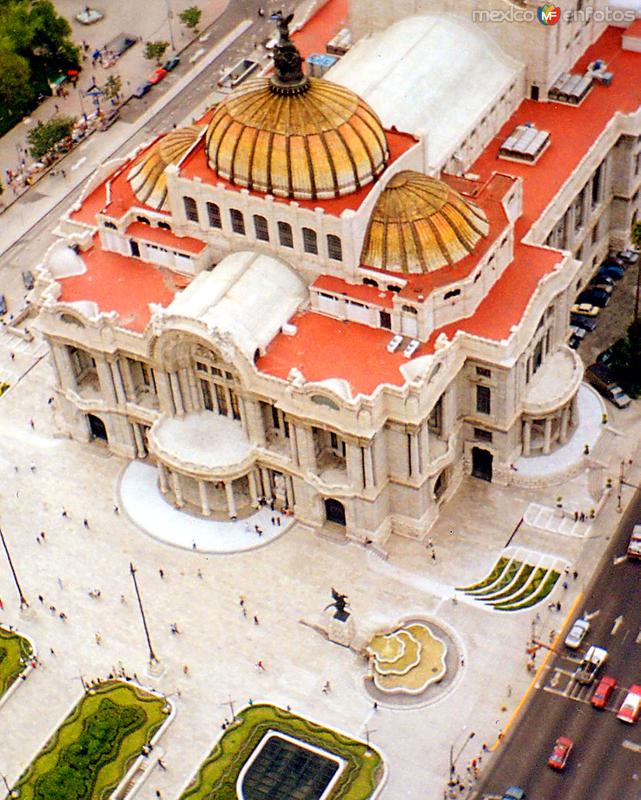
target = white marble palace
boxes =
[34,0,641,542]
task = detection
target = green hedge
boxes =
[482,563,534,602]
[457,557,509,593]
[0,626,32,697]
[13,681,168,800]
[181,704,383,800]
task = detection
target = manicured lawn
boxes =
[12,680,169,800]
[0,626,32,697]
[180,704,383,800]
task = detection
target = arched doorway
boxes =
[324,498,346,526]
[87,414,107,441]
[471,447,493,482]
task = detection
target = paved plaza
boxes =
[0,346,640,799]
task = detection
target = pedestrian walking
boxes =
[197,569,203,579]
[57,577,63,590]
[562,581,568,590]
[192,540,197,550]
[322,680,331,693]
[155,791,162,799]
[182,664,189,675]
[0,598,3,610]
[157,759,166,771]
[36,535,41,545]
[373,701,378,711]
[431,550,436,563]
[61,508,67,518]
[83,518,89,529]
[95,633,102,645]
[49,648,55,656]
[573,570,578,580]
[556,601,561,611]
[49,605,56,614]
[159,569,164,579]
[256,660,265,671]
[239,596,245,607]
[253,615,259,625]
[40,531,46,541]
[113,505,120,514]
[59,612,67,621]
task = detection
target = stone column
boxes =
[198,480,211,516]
[297,426,317,471]
[178,368,193,413]
[248,470,259,507]
[224,387,233,418]
[158,463,169,493]
[560,404,570,443]
[244,400,266,447]
[346,443,362,489]
[156,371,174,415]
[96,357,118,406]
[171,471,184,507]
[421,421,430,465]
[260,467,272,499]
[522,419,531,456]
[543,417,552,454]
[121,358,136,402]
[51,343,77,390]
[110,360,127,405]
[169,371,184,416]
[132,422,146,458]
[364,445,375,488]
[409,431,420,478]
[225,480,237,518]
[285,474,295,508]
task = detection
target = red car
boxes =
[148,67,168,85]
[548,736,573,770]
[591,675,617,709]
[617,685,641,723]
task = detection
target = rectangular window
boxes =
[271,405,280,429]
[302,227,318,254]
[207,202,222,228]
[183,196,199,222]
[327,234,342,261]
[230,389,240,420]
[215,384,228,415]
[278,221,294,248]
[476,385,491,415]
[230,209,245,235]
[476,366,491,378]
[474,427,493,442]
[200,380,213,411]
[254,215,269,241]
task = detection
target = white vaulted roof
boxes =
[328,14,523,168]
[166,251,306,358]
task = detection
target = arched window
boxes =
[104,221,117,230]
[183,196,199,222]
[387,285,401,293]
[278,221,294,248]
[363,278,378,287]
[302,227,318,254]
[158,221,171,231]
[327,234,342,261]
[402,304,418,314]
[444,289,461,300]
[254,215,269,241]
[230,208,245,235]
[207,202,222,229]
[136,215,150,225]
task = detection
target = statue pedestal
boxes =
[328,611,355,647]
[145,658,165,681]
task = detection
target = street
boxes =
[477,487,641,800]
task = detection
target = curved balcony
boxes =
[149,412,256,480]
[522,346,583,417]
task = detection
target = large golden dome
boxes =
[361,171,490,273]
[128,125,203,210]
[205,76,388,200]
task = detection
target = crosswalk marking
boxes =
[0,328,48,358]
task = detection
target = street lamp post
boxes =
[448,730,475,786]
[0,527,28,609]
[164,0,176,50]
[129,562,159,671]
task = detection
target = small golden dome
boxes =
[361,171,490,273]
[204,76,389,199]
[128,126,203,210]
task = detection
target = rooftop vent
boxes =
[548,72,593,105]
[499,124,550,164]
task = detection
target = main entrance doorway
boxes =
[324,498,346,526]
[471,447,493,482]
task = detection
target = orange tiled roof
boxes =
[312,275,395,309]
[125,222,206,254]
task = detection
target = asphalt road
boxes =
[476,488,641,800]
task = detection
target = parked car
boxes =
[21,270,34,290]
[565,618,590,649]
[133,81,152,98]
[603,255,627,269]
[628,524,641,559]
[574,645,608,685]
[590,274,615,289]
[570,313,598,332]
[571,302,600,317]
[596,345,615,366]
[548,736,573,770]
[597,264,625,281]
[569,326,585,349]
[617,685,641,723]
[502,788,525,800]
[585,363,631,408]
[591,675,617,709]
[617,248,639,264]
[148,67,168,85]
[0,294,6,315]
[577,288,610,307]
[163,56,180,71]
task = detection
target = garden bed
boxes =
[12,680,169,800]
[0,626,32,697]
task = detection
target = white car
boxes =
[565,618,590,650]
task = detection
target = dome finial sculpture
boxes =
[269,10,309,95]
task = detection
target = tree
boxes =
[631,220,641,321]
[144,40,169,65]
[179,5,202,32]
[27,115,75,160]
[0,50,35,134]
[102,75,122,103]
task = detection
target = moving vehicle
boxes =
[591,675,617,708]
[565,618,590,649]
[577,288,610,307]
[502,788,525,800]
[21,271,34,290]
[133,81,152,98]
[597,264,625,281]
[617,685,641,723]
[218,58,260,89]
[575,645,608,685]
[547,736,573,770]
[628,524,641,559]
[163,56,180,71]
[585,363,631,409]
[148,67,168,85]
[0,294,6,315]
[571,302,600,317]
[570,312,598,332]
